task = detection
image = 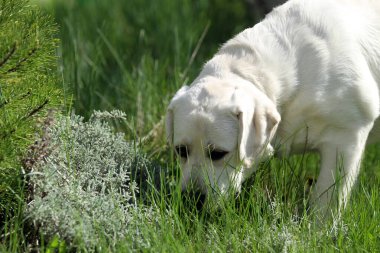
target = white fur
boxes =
[166,0,380,214]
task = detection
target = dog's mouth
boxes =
[181,189,207,211]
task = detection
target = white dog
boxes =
[166,0,380,214]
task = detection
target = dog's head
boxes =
[166,76,280,199]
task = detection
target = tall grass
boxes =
[53,0,254,140]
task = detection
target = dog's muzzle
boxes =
[181,189,207,211]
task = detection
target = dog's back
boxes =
[229,0,380,145]
[276,0,380,86]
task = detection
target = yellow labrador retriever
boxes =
[166,0,380,214]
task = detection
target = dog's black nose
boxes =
[181,189,206,211]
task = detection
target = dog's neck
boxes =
[199,25,298,110]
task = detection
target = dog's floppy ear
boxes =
[253,104,281,155]
[237,95,280,168]
[166,86,189,144]
[166,109,174,145]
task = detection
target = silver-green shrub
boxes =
[27,110,157,249]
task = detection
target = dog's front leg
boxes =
[311,123,374,219]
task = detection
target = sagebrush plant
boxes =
[0,0,63,216]
[27,110,159,249]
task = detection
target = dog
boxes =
[166,0,380,214]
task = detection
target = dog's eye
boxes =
[209,150,228,161]
[175,145,189,159]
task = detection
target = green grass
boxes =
[1,0,380,251]
[52,0,254,140]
